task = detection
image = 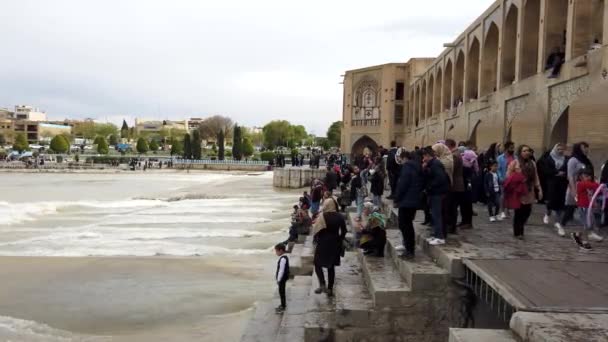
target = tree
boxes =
[121,120,129,139]
[218,129,225,160]
[136,137,149,154]
[74,121,96,140]
[109,134,119,146]
[262,120,291,149]
[96,137,109,155]
[288,125,307,147]
[191,130,202,159]
[50,135,69,153]
[170,137,183,156]
[326,121,342,147]
[12,133,29,153]
[198,115,233,144]
[232,124,243,160]
[183,133,192,159]
[94,123,118,138]
[317,137,330,151]
[149,140,159,153]
[242,137,254,158]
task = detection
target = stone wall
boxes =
[272,167,326,189]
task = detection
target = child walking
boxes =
[274,243,290,313]
[571,170,603,251]
[484,161,502,222]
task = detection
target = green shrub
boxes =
[260,151,276,162]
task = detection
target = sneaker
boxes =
[314,286,327,294]
[543,214,550,225]
[395,245,406,252]
[425,236,435,242]
[400,251,415,260]
[499,212,507,220]
[496,215,504,221]
[571,232,583,247]
[554,223,566,237]
[275,306,285,314]
[429,238,445,246]
[588,232,604,242]
[579,242,593,251]
[489,216,496,222]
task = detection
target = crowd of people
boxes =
[272,139,608,312]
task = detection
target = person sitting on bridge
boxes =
[546,47,565,79]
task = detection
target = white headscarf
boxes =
[550,144,566,170]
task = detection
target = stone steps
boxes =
[290,243,313,276]
[303,252,376,341]
[357,249,412,308]
[385,229,450,292]
[241,277,311,342]
[275,276,312,342]
[449,328,518,342]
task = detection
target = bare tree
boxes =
[198,115,233,142]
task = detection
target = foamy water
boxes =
[0,171,297,341]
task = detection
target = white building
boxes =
[14,105,47,122]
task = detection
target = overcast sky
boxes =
[0,0,491,135]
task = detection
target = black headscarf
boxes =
[572,142,594,178]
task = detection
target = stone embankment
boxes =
[241,198,608,342]
[272,167,327,188]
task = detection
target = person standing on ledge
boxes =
[504,145,542,240]
[311,208,347,297]
[394,150,424,259]
[386,141,401,200]
[274,243,289,314]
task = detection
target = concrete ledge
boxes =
[357,249,411,308]
[385,230,450,292]
[510,311,608,342]
[449,328,517,342]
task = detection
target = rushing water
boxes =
[0,171,297,341]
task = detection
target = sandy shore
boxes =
[0,256,258,341]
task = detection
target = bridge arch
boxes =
[501,4,518,88]
[481,23,499,96]
[351,135,379,158]
[466,38,480,100]
[520,0,540,79]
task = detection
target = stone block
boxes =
[510,312,608,342]
[385,230,450,292]
[357,249,412,308]
[449,328,517,342]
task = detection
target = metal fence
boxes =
[174,159,267,165]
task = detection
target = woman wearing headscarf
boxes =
[560,142,594,231]
[311,204,347,297]
[538,143,568,236]
[505,145,542,239]
[460,150,479,229]
[359,210,387,257]
[432,143,454,186]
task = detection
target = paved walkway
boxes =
[419,203,608,263]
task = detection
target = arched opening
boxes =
[520,0,540,79]
[544,0,568,65]
[427,75,434,118]
[421,80,427,121]
[351,135,379,158]
[409,89,415,126]
[501,5,518,88]
[466,38,480,101]
[434,68,443,116]
[550,107,569,147]
[469,120,482,148]
[481,23,499,96]
[572,0,605,58]
[443,60,453,111]
[455,51,465,105]
[415,85,420,126]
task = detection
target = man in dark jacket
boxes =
[422,147,450,246]
[386,141,400,199]
[325,167,339,192]
[394,150,424,259]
